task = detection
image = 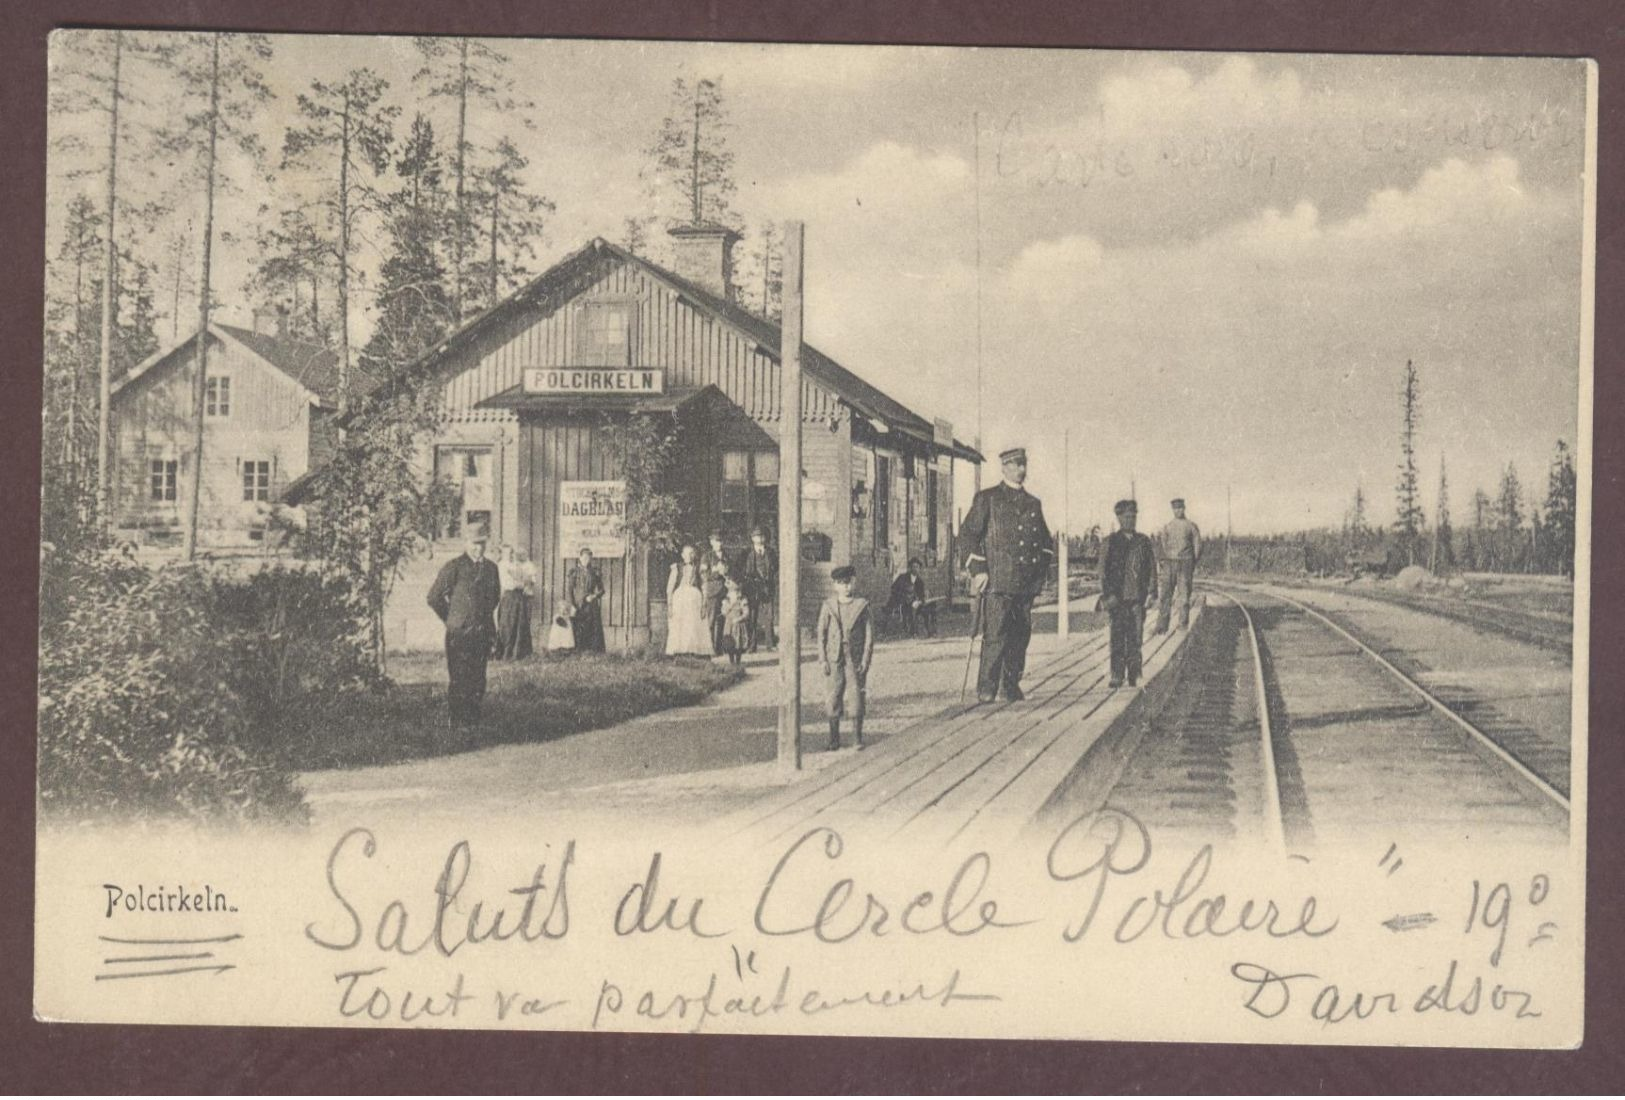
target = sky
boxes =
[46,35,1591,535]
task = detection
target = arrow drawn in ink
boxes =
[1382,912,1437,932]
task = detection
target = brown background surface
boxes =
[1,0,1619,1092]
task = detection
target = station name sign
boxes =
[522,367,665,395]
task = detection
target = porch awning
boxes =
[475,382,719,414]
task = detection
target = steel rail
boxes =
[1208,582,1570,815]
[1206,590,1288,856]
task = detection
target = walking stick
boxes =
[960,589,986,704]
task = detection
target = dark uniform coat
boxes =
[427,553,502,725]
[959,482,1054,597]
[960,482,1055,700]
[1099,529,1158,685]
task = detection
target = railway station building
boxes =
[383,227,981,653]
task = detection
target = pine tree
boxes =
[413,37,535,322]
[249,206,329,344]
[49,31,177,534]
[282,68,399,419]
[621,215,655,256]
[1431,455,1454,573]
[49,195,103,471]
[1347,483,1368,552]
[1544,439,1577,577]
[1496,463,1525,573]
[643,76,740,232]
[1395,360,1424,564]
[165,31,275,560]
[741,219,783,319]
[467,137,555,314]
[362,117,454,382]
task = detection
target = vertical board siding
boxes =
[524,417,646,636]
[418,247,958,643]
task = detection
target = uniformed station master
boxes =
[961,446,1055,703]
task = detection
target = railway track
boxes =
[1267,579,1573,657]
[1104,585,1570,852]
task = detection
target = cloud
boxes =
[975,153,1581,531]
[680,42,899,92]
[1097,55,1306,141]
[756,142,979,430]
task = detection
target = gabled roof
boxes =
[111,323,375,409]
[381,236,982,462]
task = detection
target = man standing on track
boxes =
[960,446,1055,704]
[1099,499,1158,688]
[1153,497,1202,634]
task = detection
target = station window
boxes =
[149,459,178,503]
[242,459,272,502]
[720,449,779,549]
[433,445,494,540]
[205,375,231,417]
[576,300,635,367]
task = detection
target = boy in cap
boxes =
[1098,499,1158,688]
[959,445,1055,702]
[427,523,503,729]
[1153,497,1202,634]
[817,565,874,750]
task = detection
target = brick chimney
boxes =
[251,303,293,338]
[667,224,741,301]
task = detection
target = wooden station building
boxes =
[385,226,981,652]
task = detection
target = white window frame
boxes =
[149,458,178,503]
[241,458,272,502]
[205,374,232,417]
[574,297,638,367]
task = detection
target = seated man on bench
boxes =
[885,558,936,637]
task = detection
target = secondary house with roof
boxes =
[107,315,359,550]
[381,225,981,653]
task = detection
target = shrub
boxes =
[36,547,375,824]
[204,564,377,760]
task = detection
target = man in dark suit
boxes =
[700,529,730,655]
[1099,499,1158,688]
[960,446,1055,703]
[427,525,502,728]
[740,526,777,651]
[886,557,932,636]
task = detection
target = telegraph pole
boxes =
[1058,429,1070,638]
[1226,485,1234,574]
[777,221,805,775]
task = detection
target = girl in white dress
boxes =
[665,544,711,656]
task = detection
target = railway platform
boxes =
[729,604,1206,850]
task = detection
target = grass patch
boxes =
[276,653,745,772]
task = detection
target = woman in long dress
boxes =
[665,544,711,656]
[494,545,536,660]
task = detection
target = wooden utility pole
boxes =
[777,221,805,775]
[182,34,220,562]
[1226,484,1233,573]
[1058,429,1069,638]
[96,31,122,535]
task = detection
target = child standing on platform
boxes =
[817,565,874,751]
[721,578,752,666]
